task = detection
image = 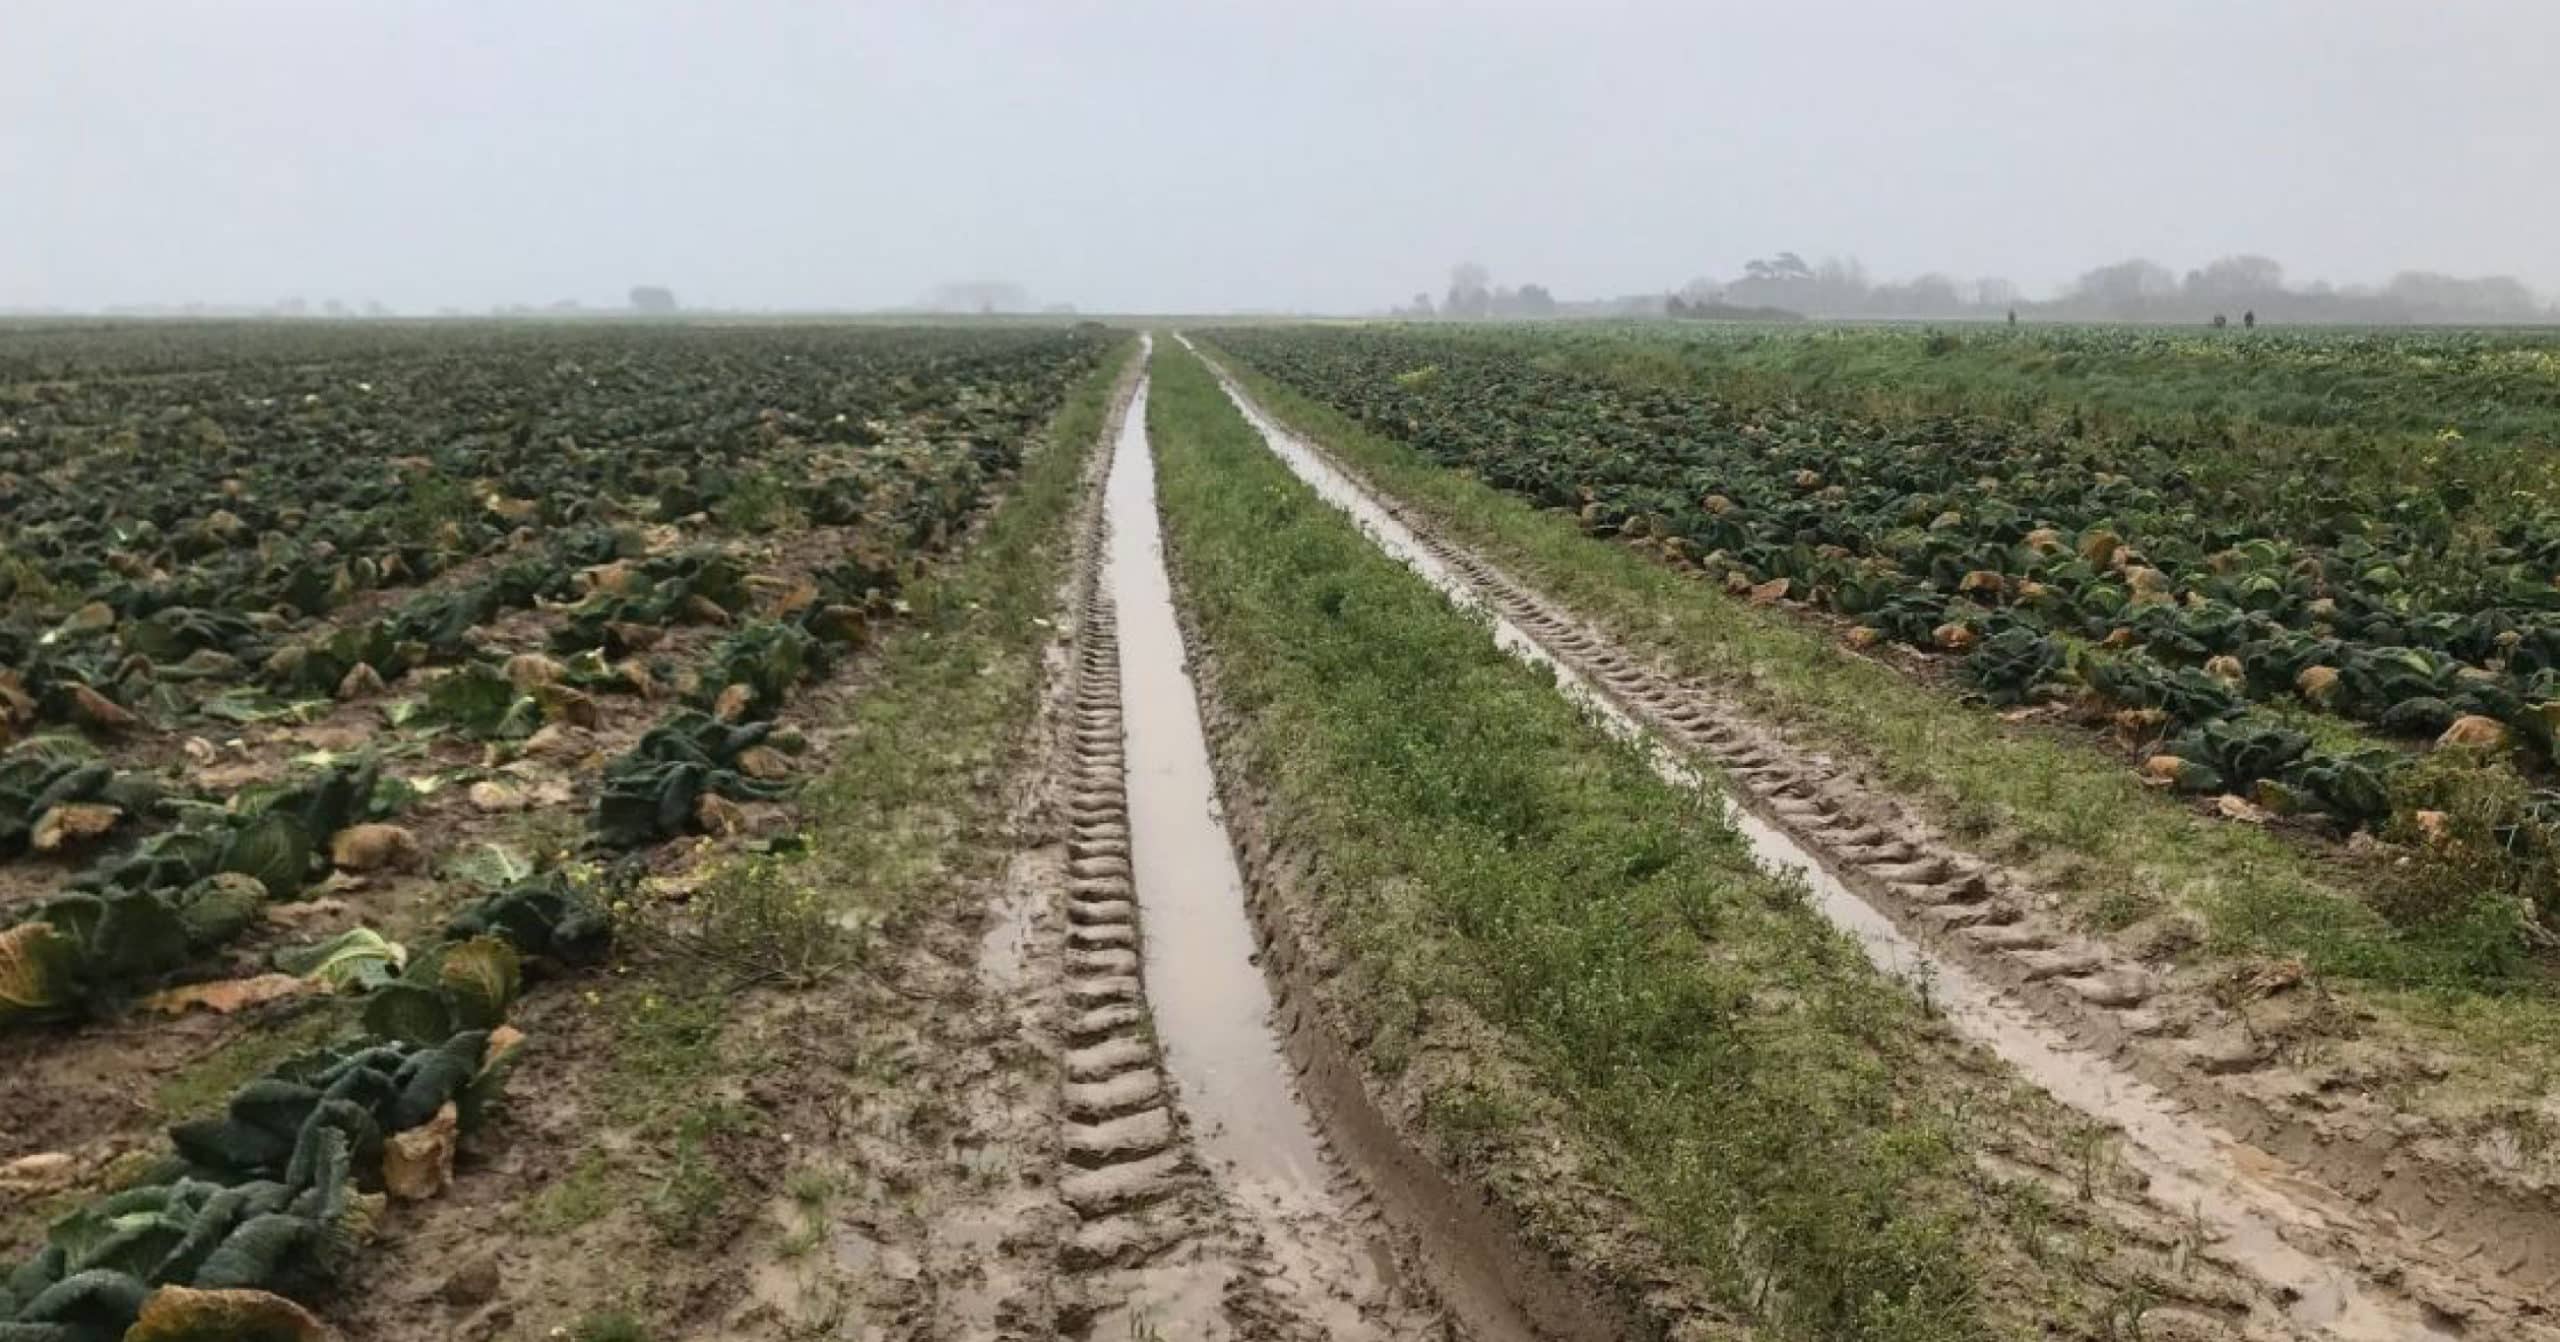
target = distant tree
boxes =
[2186,254,2285,299]
[629,285,678,314]
[2066,259,2178,315]
[1742,252,1813,283]
[1515,283,1557,317]
[1666,294,1690,318]
[1445,262,1493,320]
[2211,313,2228,328]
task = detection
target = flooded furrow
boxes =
[1047,345,1451,1340]
[1183,334,2509,1342]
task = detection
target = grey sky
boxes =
[7,0,2555,313]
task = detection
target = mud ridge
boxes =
[1185,337,2558,1340]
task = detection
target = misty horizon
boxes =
[9,1,2558,317]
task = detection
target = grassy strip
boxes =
[1147,338,2119,1341]
[1196,339,2560,1083]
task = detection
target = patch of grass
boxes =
[645,1103,749,1246]
[1147,338,2093,1340]
[600,985,733,1127]
[153,1003,347,1119]
[1200,337,2560,1015]
[523,1148,620,1235]
[633,851,860,989]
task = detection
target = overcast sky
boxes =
[7,0,2555,314]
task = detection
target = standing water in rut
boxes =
[1076,347,1438,1339]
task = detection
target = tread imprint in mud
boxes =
[1331,450,2553,1333]
[1055,586,1198,1271]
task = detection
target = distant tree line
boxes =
[1394,253,2559,325]
[1697,251,2557,325]
[1392,263,1561,319]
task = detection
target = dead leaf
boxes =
[2214,794,2273,824]
[264,896,352,924]
[694,792,746,835]
[68,684,141,732]
[484,1024,527,1067]
[125,1285,327,1342]
[0,1151,75,1192]
[1746,577,1791,605]
[736,746,792,781]
[466,780,526,813]
[2438,715,2508,750]
[332,823,422,872]
[140,974,311,1016]
[31,802,123,853]
[503,652,564,691]
[336,662,385,699]
[713,683,755,723]
[383,1101,460,1201]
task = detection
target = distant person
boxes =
[2006,308,2017,326]
[2243,309,2257,329]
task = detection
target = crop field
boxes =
[0,320,1119,1338]
[9,316,2560,1342]
[1210,323,2560,968]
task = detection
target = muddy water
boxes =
[1187,336,2462,1342]
[1099,364,1420,1335]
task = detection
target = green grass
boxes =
[522,1149,618,1235]
[151,1002,348,1119]
[1146,337,2114,1340]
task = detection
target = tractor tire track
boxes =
[1184,333,2553,1342]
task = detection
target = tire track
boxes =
[1037,347,1453,1341]
[1184,334,2547,1342]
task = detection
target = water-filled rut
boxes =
[1048,344,1460,1340]
[1181,334,2530,1342]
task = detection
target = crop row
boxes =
[1208,326,2560,930]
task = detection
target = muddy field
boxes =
[9,321,2559,1342]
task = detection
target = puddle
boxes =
[1097,355,1414,1334]
[1188,336,2461,1342]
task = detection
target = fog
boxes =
[7,0,2557,317]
